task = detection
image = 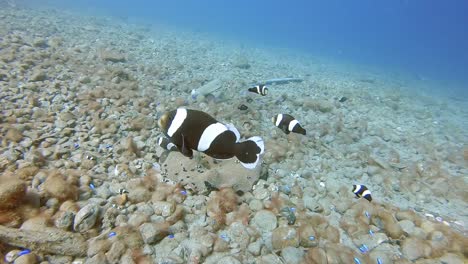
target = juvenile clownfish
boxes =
[352,184,372,202]
[158,108,265,169]
[248,85,268,96]
[272,114,306,135]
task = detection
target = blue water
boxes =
[33,0,468,93]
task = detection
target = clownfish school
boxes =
[248,84,268,96]
[157,99,375,201]
[352,184,372,202]
[158,108,265,169]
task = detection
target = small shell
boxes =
[5,250,21,263]
[73,204,99,232]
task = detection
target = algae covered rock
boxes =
[0,177,27,209]
[161,152,262,193]
[271,226,299,250]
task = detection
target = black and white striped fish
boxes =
[352,184,372,202]
[248,85,268,96]
[272,114,306,135]
[158,108,265,169]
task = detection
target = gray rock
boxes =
[84,253,107,264]
[12,253,37,264]
[368,243,401,264]
[137,203,155,216]
[439,253,464,264]
[153,236,180,258]
[401,237,431,261]
[253,186,269,200]
[252,210,277,232]
[87,239,111,258]
[45,255,73,264]
[142,244,154,255]
[99,49,126,62]
[74,204,100,232]
[281,246,304,264]
[411,227,427,239]
[248,199,263,211]
[226,222,251,249]
[127,212,149,227]
[247,240,262,256]
[152,201,175,217]
[353,232,389,252]
[115,215,128,226]
[102,207,119,229]
[303,195,316,211]
[139,222,169,244]
[96,185,112,199]
[217,255,242,264]
[398,219,415,235]
[271,227,299,250]
[32,37,48,48]
[29,70,47,82]
[54,211,75,230]
[256,254,283,264]
[155,256,184,264]
[304,195,323,213]
[120,251,136,264]
[105,240,126,263]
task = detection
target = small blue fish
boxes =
[354,257,361,264]
[365,211,371,218]
[359,244,369,253]
[18,249,31,257]
[220,234,229,242]
[108,232,116,238]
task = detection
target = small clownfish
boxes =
[272,114,306,135]
[248,85,268,96]
[352,184,372,202]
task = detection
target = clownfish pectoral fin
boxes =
[282,126,290,134]
[180,134,193,158]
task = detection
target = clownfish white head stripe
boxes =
[167,108,187,137]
